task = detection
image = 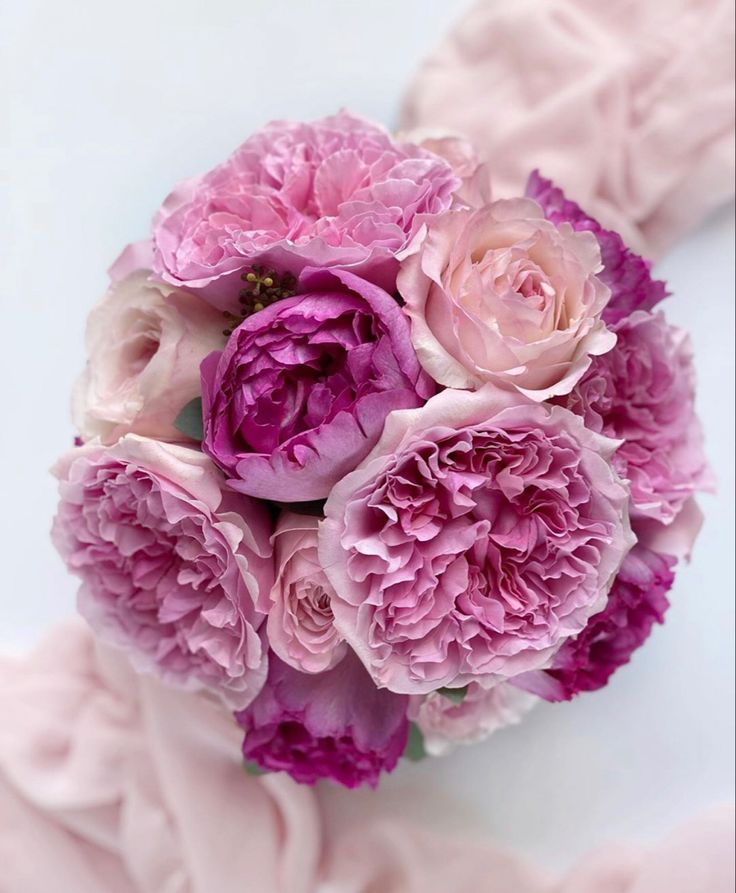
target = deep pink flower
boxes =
[512,545,675,701]
[319,387,635,695]
[236,652,409,788]
[560,310,712,527]
[201,268,435,502]
[526,171,668,325]
[52,435,274,709]
[152,111,461,307]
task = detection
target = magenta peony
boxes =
[398,198,615,400]
[201,268,435,502]
[525,170,669,325]
[52,435,274,709]
[73,269,224,444]
[266,512,347,674]
[236,652,409,788]
[319,386,634,695]
[152,111,461,307]
[560,310,712,526]
[409,683,537,756]
[512,544,675,701]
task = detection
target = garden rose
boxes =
[201,268,435,502]
[236,652,409,788]
[398,198,615,400]
[72,270,224,444]
[267,512,347,674]
[560,310,712,526]
[409,683,537,757]
[152,111,461,307]
[512,545,675,701]
[52,436,274,709]
[319,386,634,694]
[526,171,668,325]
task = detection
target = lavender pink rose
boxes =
[152,111,462,306]
[52,435,274,709]
[201,267,435,502]
[319,386,635,695]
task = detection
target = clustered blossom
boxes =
[320,387,635,694]
[200,268,435,501]
[53,113,710,790]
[152,111,462,306]
[52,436,273,709]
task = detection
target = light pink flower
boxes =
[52,436,274,709]
[72,269,224,444]
[266,512,347,674]
[319,387,634,695]
[409,683,537,756]
[398,199,615,400]
[152,111,461,308]
[402,129,492,207]
[560,310,712,527]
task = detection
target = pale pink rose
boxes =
[398,199,615,400]
[267,512,347,674]
[409,683,537,756]
[152,111,462,308]
[52,436,274,709]
[319,387,634,695]
[73,269,224,444]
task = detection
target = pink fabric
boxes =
[401,0,735,259]
[1,624,733,892]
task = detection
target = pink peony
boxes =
[201,268,435,502]
[512,544,675,701]
[236,652,409,788]
[319,387,634,695]
[152,111,461,307]
[52,435,274,709]
[266,512,347,674]
[398,198,615,400]
[560,310,712,526]
[409,683,537,757]
[72,269,225,444]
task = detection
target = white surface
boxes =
[1,0,733,871]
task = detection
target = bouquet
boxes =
[53,112,711,789]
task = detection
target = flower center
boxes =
[223,266,297,335]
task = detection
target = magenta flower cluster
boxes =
[54,112,711,789]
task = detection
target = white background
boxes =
[1,0,733,873]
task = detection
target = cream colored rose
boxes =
[398,199,615,399]
[73,270,224,444]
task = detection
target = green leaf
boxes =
[174,397,204,441]
[242,759,269,777]
[437,686,468,705]
[403,722,427,762]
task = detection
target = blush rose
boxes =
[72,269,224,444]
[398,198,615,400]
